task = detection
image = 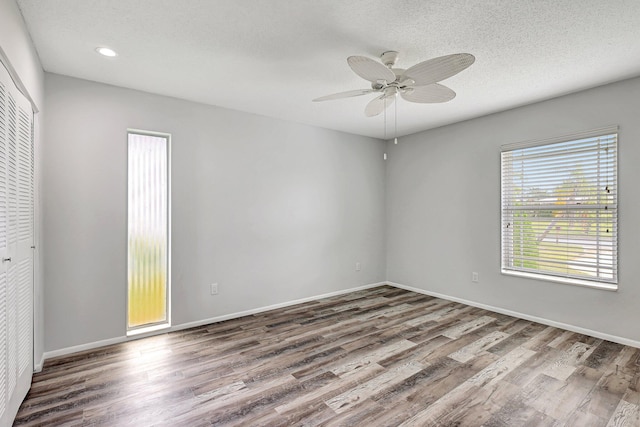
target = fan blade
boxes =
[401,83,456,103]
[403,53,475,86]
[365,94,395,117]
[312,89,375,102]
[348,56,396,84]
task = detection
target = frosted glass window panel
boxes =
[127,132,169,330]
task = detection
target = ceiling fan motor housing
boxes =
[380,51,399,68]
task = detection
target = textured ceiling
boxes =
[16,0,640,139]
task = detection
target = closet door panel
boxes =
[6,92,16,253]
[5,266,15,400]
[17,259,30,377]
[0,61,34,426]
[0,79,6,253]
[0,272,6,421]
[0,67,6,427]
[15,98,32,382]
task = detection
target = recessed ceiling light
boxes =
[96,47,117,57]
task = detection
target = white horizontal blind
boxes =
[501,128,617,285]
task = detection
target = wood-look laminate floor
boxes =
[14,286,640,426]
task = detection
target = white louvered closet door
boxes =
[0,61,34,427]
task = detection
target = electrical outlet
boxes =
[210,283,219,295]
[472,272,479,283]
[355,262,361,271]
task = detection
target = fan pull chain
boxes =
[394,94,398,144]
[383,97,387,140]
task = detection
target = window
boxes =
[501,127,617,290]
[127,130,170,333]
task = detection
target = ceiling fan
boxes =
[313,51,475,117]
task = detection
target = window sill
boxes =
[127,323,171,337]
[501,269,618,292]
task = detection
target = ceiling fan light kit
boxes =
[313,50,475,117]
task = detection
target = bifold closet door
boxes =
[0,61,34,427]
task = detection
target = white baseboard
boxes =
[387,281,640,349]
[170,281,385,333]
[42,335,129,361]
[41,281,387,363]
[34,354,45,373]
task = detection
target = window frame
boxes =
[500,126,618,291]
[126,128,172,335]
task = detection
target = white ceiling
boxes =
[16,0,640,139]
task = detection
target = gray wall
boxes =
[0,0,45,367]
[0,0,44,107]
[40,64,640,352]
[43,73,387,352]
[386,76,640,343]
